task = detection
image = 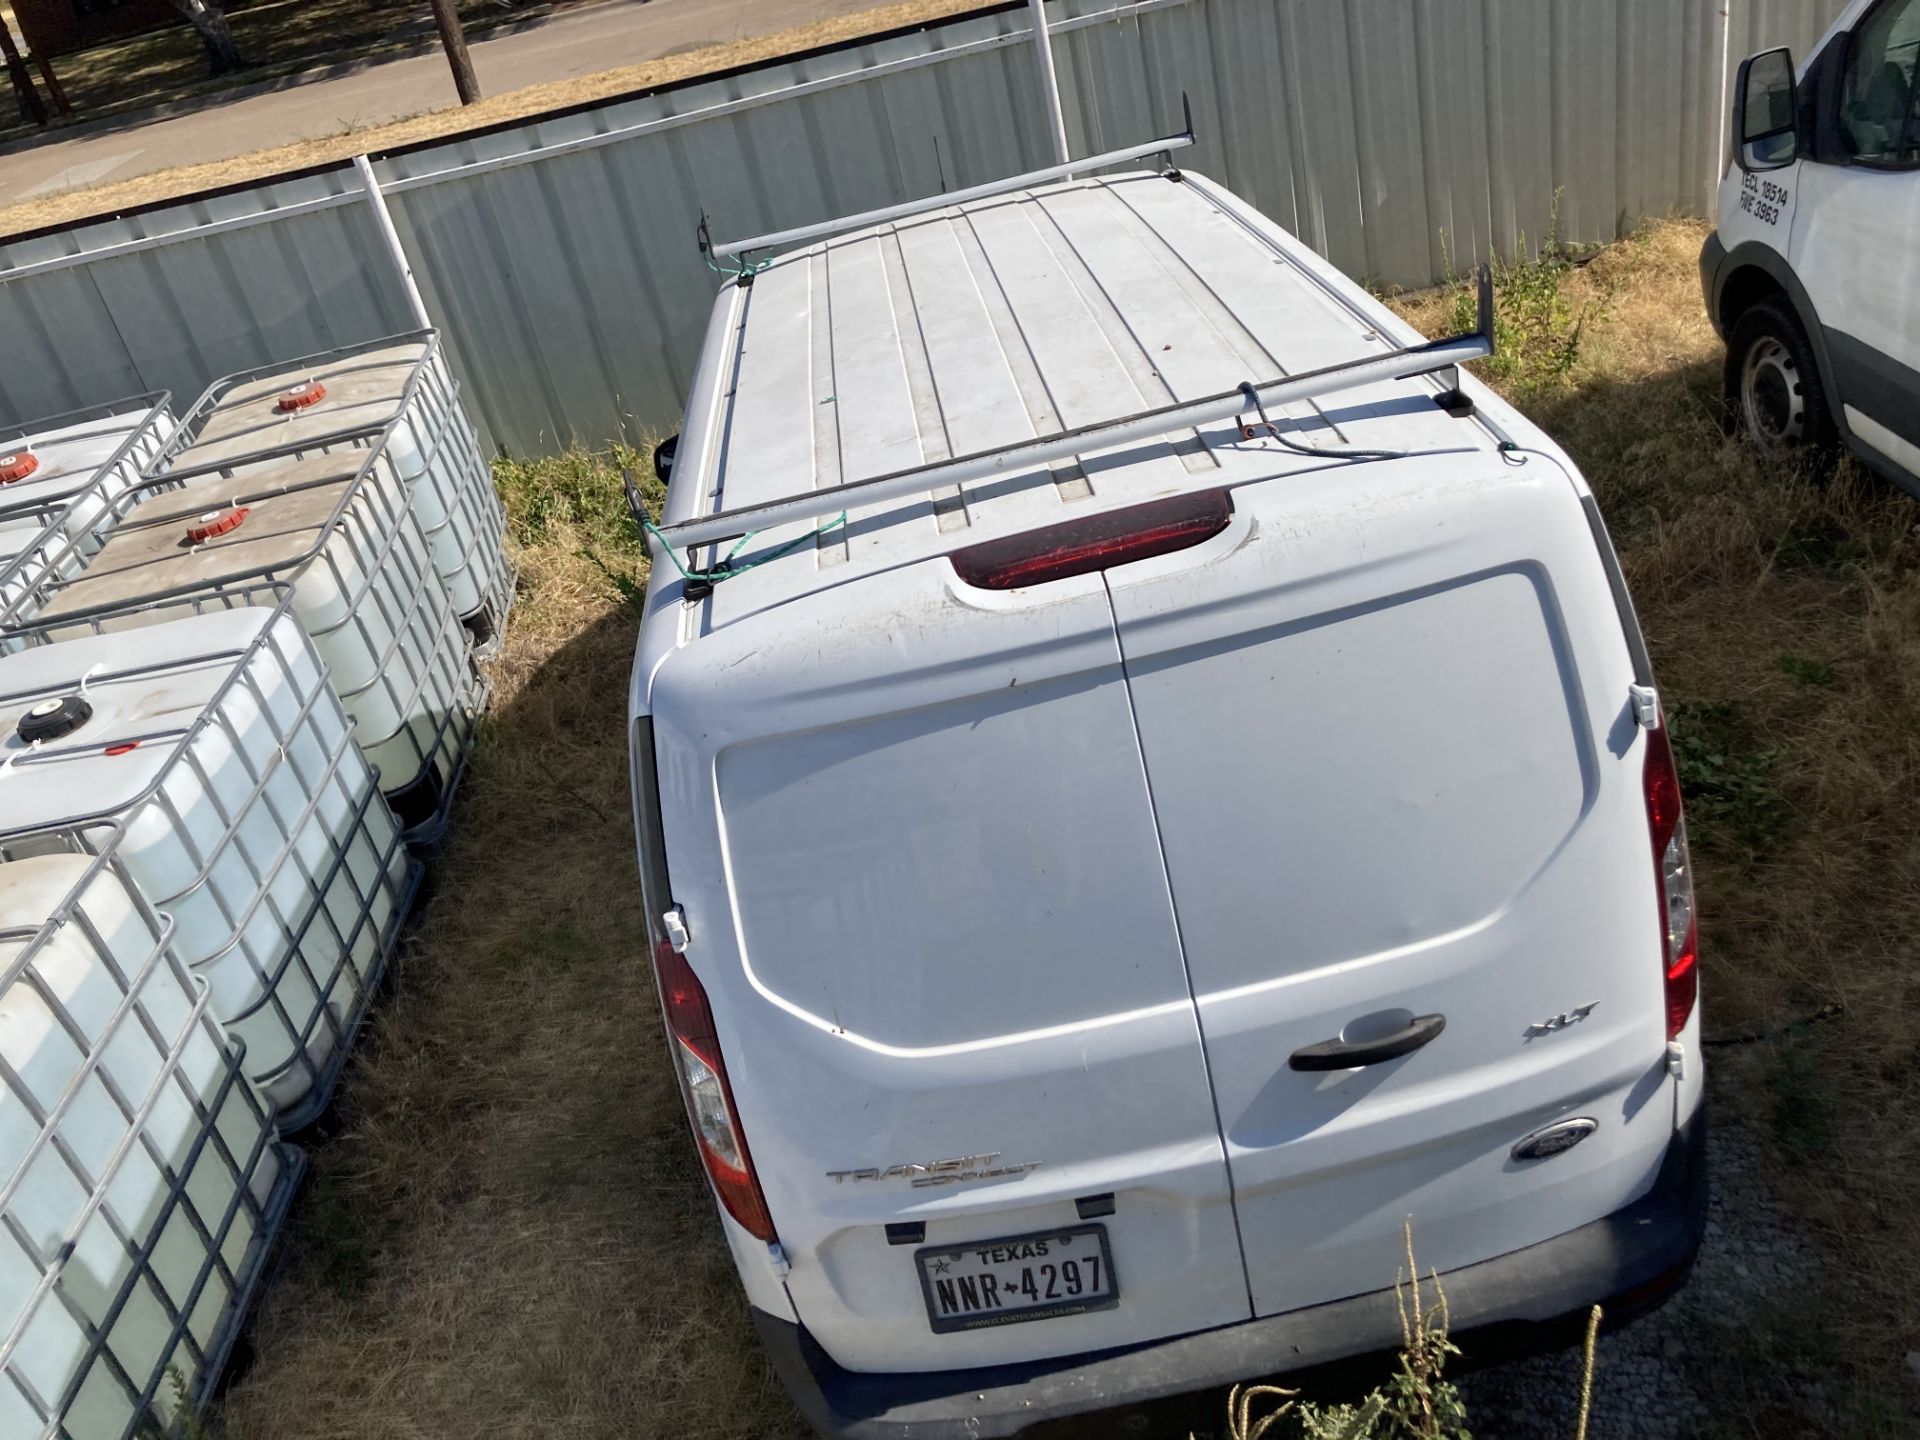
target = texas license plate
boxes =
[916,1224,1118,1333]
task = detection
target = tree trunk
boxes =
[427,0,481,105]
[0,17,50,126]
[167,0,245,76]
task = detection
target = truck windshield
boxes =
[1841,0,1920,165]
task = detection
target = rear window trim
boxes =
[1580,494,1654,686]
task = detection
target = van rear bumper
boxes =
[755,1109,1708,1439]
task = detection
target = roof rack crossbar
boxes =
[654,267,1495,552]
[708,125,1195,260]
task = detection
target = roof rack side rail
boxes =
[707,109,1196,262]
[654,267,1497,552]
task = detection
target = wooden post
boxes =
[34,56,73,118]
[428,0,481,106]
[0,15,49,128]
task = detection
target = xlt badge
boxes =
[1526,1002,1598,1038]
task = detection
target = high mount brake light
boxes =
[951,490,1233,590]
[1642,715,1699,1040]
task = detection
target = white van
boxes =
[630,140,1708,1436]
[1705,0,1920,484]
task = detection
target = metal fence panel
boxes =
[0,171,413,426]
[0,0,1867,457]
[378,5,1056,451]
[1730,0,1853,72]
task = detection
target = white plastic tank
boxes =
[0,598,417,1119]
[2,447,482,837]
[0,398,174,617]
[159,333,514,649]
[0,851,297,1440]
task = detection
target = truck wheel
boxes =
[1724,297,1838,465]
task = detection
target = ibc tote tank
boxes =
[0,852,299,1440]
[0,594,419,1122]
[0,398,174,617]
[0,447,482,841]
[158,333,514,649]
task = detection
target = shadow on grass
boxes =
[216,593,808,1440]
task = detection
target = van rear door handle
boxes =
[1288,1014,1446,1071]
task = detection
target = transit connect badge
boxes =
[826,1153,1042,1188]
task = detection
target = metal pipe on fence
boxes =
[1711,0,1734,213]
[352,155,431,332]
[1028,0,1070,168]
[0,0,1193,288]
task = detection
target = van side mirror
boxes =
[654,434,679,485]
[1734,48,1798,171]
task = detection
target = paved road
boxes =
[0,0,901,211]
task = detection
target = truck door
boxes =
[1793,0,1920,478]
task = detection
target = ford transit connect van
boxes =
[630,151,1708,1437]
[1705,0,1920,486]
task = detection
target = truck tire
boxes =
[1724,296,1839,466]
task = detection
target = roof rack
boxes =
[703,99,1196,262]
[651,265,1496,553]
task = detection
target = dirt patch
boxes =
[215,449,811,1439]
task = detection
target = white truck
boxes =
[630,135,1708,1436]
[1705,0,1920,485]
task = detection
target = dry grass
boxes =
[1401,221,1920,1436]
[215,449,810,1439]
[218,221,1920,1440]
[0,0,986,238]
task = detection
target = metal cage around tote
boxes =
[0,850,303,1440]
[155,332,515,652]
[0,398,177,623]
[0,441,485,844]
[0,586,424,1127]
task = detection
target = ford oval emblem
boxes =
[1511,1117,1599,1162]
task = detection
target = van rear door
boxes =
[1104,455,1677,1316]
[648,559,1251,1373]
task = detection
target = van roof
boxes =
[657,169,1521,635]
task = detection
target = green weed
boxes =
[1773,518,1872,578]
[1777,653,1837,688]
[1201,1227,1505,1440]
[493,442,659,614]
[492,442,655,553]
[1442,192,1614,394]
[167,1366,215,1440]
[1766,1030,1838,1166]
[1666,700,1789,856]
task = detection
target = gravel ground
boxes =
[1456,1101,1818,1438]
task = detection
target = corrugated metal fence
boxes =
[0,0,1854,456]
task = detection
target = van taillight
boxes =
[950,489,1233,590]
[634,717,776,1242]
[652,936,777,1241]
[1642,716,1699,1039]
